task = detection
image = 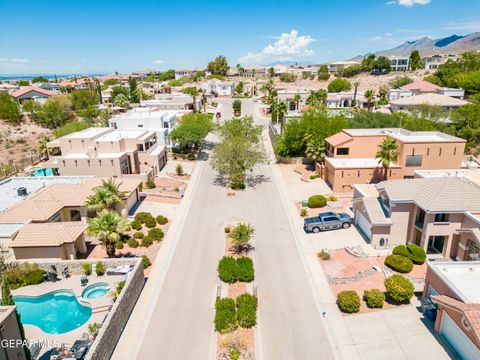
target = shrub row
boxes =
[385,254,414,273]
[4,264,46,289]
[134,212,169,227]
[217,256,254,284]
[214,293,257,333]
[392,244,426,265]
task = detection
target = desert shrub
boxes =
[327,196,337,201]
[392,245,410,258]
[130,220,142,230]
[215,298,237,334]
[156,215,168,225]
[4,264,46,289]
[175,164,184,176]
[187,153,195,160]
[236,293,257,328]
[88,322,101,336]
[300,208,308,217]
[218,256,238,283]
[406,244,426,265]
[95,261,106,276]
[128,238,139,248]
[318,72,330,81]
[115,241,124,249]
[231,182,246,190]
[135,212,153,224]
[82,263,92,276]
[364,289,385,308]
[337,290,360,313]
[317,250,331,260]
[141,236,154,247]
[133,231,144,239]
[224,226,231,233]
[236,257,255,282]
[308,195,327,208]
[148,228,164,241]
[385,274,414,302]
[385,254,413,273]
[309,174,320,180]
[142,255,152,269]
[144,217,157,228]
[146,179,156,189]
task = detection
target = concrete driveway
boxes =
[309,226,368,252]
[343,306,455,360]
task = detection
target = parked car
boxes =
[303,211,352,233]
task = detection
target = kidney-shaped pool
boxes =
[14,290,92,334]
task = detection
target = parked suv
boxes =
[303,211,352,233]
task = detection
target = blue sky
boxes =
[0,0,479,75]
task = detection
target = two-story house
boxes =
[323,128,466,192]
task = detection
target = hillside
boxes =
[352,32,480,59]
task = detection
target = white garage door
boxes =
[440,312,480,360]
[355,210,372,241]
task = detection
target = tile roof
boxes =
[400,79,441,92]
[390,93,467,107]
[10,86,56,98]
[376,177,480,212]
[362,197,393,225]
[11,222,87,247]
[325,131,352,147]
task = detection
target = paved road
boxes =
[117,98,334,359]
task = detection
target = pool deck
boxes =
[12,275,125,355]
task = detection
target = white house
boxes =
[276,88,313,116]
[389,56,410,71]
[109,108,178,145]
[175,69,194,79]
[201,79,235,96]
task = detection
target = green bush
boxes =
[4,264,46,289]
[23,269,46,286]
[144,218,157,228]
[130,220,142,230]
[236,257,255,282]
[148,228,164,241]
[95,261,106,276]
[218,257,238,284]
[364,289,385,308]
[128,238,139,248]
[224,226,231,233]
[385,254,413,273]
[231,182,246,190]
[115,241,124,249]
[337,290,360,313]
[187,153,195,160]
[385,274,414,302]
[236,293,257,328]
[135,212,153,224]
[146,179,156,189]
[133,231,144,239]
[317,250,331,260]
[308,195,327,208]
[406,244,426,265]
[141,236,154,247]
[142,255,152,269]
[215,298,237,334]
[156,215,168,225]
[82,263,92,276]
[300,208,308,217]
[327,196,338,201]
[392,245,410,258]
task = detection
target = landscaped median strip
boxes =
[214,223,258,360]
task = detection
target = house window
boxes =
[137,144,144,152]
[454,147,457,156]
[467,240,480,261]
[439,148,442,156]
[137,124,144,128]
[427,236,446,254]
[336,147,349,155]
[415,208,425,229]
[427,147,430,156]
[406,155,423,167]
[434,213,449,222]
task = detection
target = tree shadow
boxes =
[197,150,209,161]
[229,243,255,255]
[246,174,270,188]
[213,174,228,187]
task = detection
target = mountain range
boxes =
[351,32,480,60]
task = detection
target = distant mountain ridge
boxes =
[351,32,480,60]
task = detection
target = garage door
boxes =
[355,210,372,241]
[440,312,480,360]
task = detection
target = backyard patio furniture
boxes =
[106,264,132,275]
[70,339,89,359]
[80,275,88,286]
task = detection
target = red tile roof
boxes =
[325,131,353,147]
[10,86,55,98]
[400,79,441,92]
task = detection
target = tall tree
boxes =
[37,135,51,159]
[182,87,200,112]
[0,93,21,124]
[207,55,229,76]
[87,210,129,257]
[352,81,360,107]
[129,76,139,103]
[375,138,399,179]
[364,89,375,111]
[277,101,288,134]
[293,94,301,111]
[409,50,423,71]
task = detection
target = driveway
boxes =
[343,306,455,360]
[309,226,367,252]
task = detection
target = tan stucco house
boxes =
[353,176,480,261]
[323,128,466,192]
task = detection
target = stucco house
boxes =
[10,86,55,104]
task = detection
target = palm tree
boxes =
[87,211,129,257]
[352,81,360,107]
[37,135,51,160]
[318,89,328,105]
[101,178,127,200]
[293,94,301,112]
[364,89,375,111]
[304,134,326,174]
[375,139,399,180]
[277,101,288,134]
[85,188,119,213]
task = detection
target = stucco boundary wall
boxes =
[11,258,145,360]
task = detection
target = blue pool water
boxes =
[13,290,92,334]
[32,168,54,176]
[82,283,110,299]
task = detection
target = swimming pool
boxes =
[82,283,110,299]
[13,290,92,334]
[31,168,54,176]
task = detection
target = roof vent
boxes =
[17,187,27,196]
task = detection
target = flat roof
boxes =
[64,127,111,139]
[326,157,397,169]
[0,176,86,213]
[96,130,152,141]
[344,128,465,143]
[429,261,480,303]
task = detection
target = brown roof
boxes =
[325,131,353,147]
[10,86,55,98]
[0,177,140,223]
[11,222,86,247]
[432,295,480,344]
[400,79,441,92]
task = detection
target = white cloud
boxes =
[239,30,315,65]
[444,20,480,31]
[152,59,164,64]
[388,0,431,6]
[0,57,29,63]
